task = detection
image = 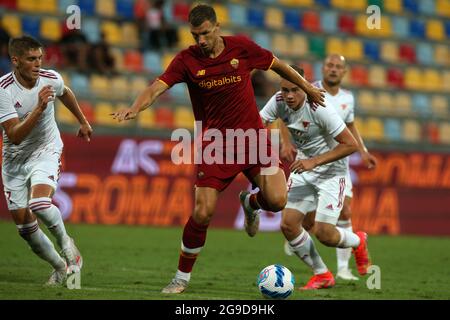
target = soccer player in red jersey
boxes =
[112,4,325,294]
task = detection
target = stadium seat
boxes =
[338,14,355,34]
[365,117,384,141]
[302,11,321,33]
[423,69,442,92]
[22,17,40,39]
[416,42,434,65]
[425,122,440,144]
[174,106,195,130]
[436,0,450,17]
[404,68,422,90]
[170,83,187,100]
[70,73,90,96]
[403,0,419,13]
[56,101,77,125]
[368,0,383,10]
[446,20,450,38]
[443,71,450,92]
[412,93,431,116]
[0,0,17,10]
[368,65,386,88]
[130,77,149,97]
[90,75,110,98]
[247,7,265,28]
[350,65,368,86]
[313,62,323,82]
[345,39,363,60]
[378,16,392,37]
[402,119,421,143]
[418,0,435,15]
[116,0,134,19]
[101,21,122,45]
[253,32,271,50]
[162,53,175,70]
[155,107,174,129]
[36,0,57,13]
[384,118,402,142]
[143,51,162,74]
[17,0,36,11]
[123,50,143,72]
[355,15,369,36]
[320,11,338,33]
[410,19,426,38]
[391,16,410,38]
[213,4,229,25]
[173,0,190,22]
[111,76,130,100]
[309,36,326,58]
[426,20,445,41]
[271,34,289,56]
[178,26,195,48]
[315,0,331,7]
[78,0,96,15]
[380,41,398,63]
[40,18,62,41]
[121,22,139,47]
[326,37,344,56]
[291,34,309,56]
[299,61,314,81]
[284,10,301,30]
[82,18,101,43]
[110,47,124,72]
[387,67,404,88]
[228,3,247,26]
[95,102,117,126]
[378,91,394,112]
[431,95,449,116]
[357,90,375,111]
[280,0,313,6]
[79,100,95,124]
[353,117,366,137]
[2,14,22,37]
[439,123,450,144]
[363,40,380,61]
[384,0,402,13]
[399,43,416,63]
[265,7,284,29]
[394,92,412,114]
[137,108,156,128]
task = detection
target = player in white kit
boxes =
[260,65,371,290]
[0,36,92,286]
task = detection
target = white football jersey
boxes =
[0,69,64,171]
[260,91,347,178]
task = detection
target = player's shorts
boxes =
[345,170,353,198]
[2,151,62,210]
[285,172,346,225]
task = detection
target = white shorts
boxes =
[345,170,353,198]
[2,151,62,210]
[285,172,346,225]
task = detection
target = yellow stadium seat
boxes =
[365,117,384,141]
[431,95,448,116]
[178,26,195,48]
[332,0,366,10]
[330,0,348,9]
[110,48,124,72]
[423,69,442,92]
[90,75,110,98]
[162,53,176,71]
[56,101,77,125]
[37,0,57,13]
[265,7,284,29]
[404,68,422,90]
[59,72,70,87]
[280,0,313,6]
[272,34,289,56]
[434,45,449,66]
[291,34,308,56]
[326,37,345,56]
[403,120,421,143]
[95,102,116,126]
[96,0,116,17]
[443,71,450,92]
[345,39,363,60]
[137,109,156,129]
[130,77,149,97]
[378,92,393,113]
[174,106,195,129]
[384,0,402,13]
[394,93,412,114]
[378,16,392,37]
[122,22,139,47]
[380,41,398,63]
[17,0,38,11]
[40,18,62,41]
[2,15,22,37]
[101,21,122,45]
[357,90,376,111]
[355,15,369,36]
[426,20,445,41]
[353,117,366,137]
[368,65,386,88]
[111,76,130,100]
[439,123,450,144]
[212,4,229,25]
[436,0,450,18]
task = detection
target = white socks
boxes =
[336,220,353,270]
[29,197,71,250]
[289,229,328,275]
[17,220,66,270]
[175,270,191,282]
[336,225,360,249]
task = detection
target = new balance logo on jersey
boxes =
[326,204,333,210]
[14,101,22,109]
[196,69,205,76]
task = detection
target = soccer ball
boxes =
[257,264,295,299]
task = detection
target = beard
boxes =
[324,78,341,87]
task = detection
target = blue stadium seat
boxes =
[78,0,95,15]
[315,0,331,7]
[170,83,187,100]
[320,11,338,33]
[82,18,100,43]
[403,0,419,13]
[228,4,247,26]
[162,0,174,22]
[410,19,426,38]
[416,42,434,65]
[143,51,162,74]
[247,7,265,28]
[384,118,402,141]
[412,93,431,115]
[418,0,435,14]
[22,17,40,39]
[391,16,409,38]
[364,41,380,61]
[253,32,271,50]
[313,62,322,81]
[446,20,450,38]
[284,10,301,30]
[116,0,134,19]
[70,73,90,96]
[59,0,77,13]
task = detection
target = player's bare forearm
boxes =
[312,128,358,167]
[131,80,169,113]
[59,86,89,125]
[1,109,44,145]
[347,122,367,154]
[278,119,292,146]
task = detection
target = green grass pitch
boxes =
[0,221,449,300]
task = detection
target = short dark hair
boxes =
[189,4,217,27]
[8,35,43,57]
[290,64,305,78]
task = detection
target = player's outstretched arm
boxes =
[270,58,326,108]
[290,128,358,173]
[58,85,93,142]
[1,85,54,145]
[111,80,169,122]
[346,122,377,169]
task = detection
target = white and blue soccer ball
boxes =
[257,264,295,300]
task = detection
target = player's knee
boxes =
[339,205,352,221]
[267,193,287,212]
[280,220,297,238]
[193,202,214,225]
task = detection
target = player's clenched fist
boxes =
[111,107,138,122]
[37,85,55,110]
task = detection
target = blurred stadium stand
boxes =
[0,0,449,152]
